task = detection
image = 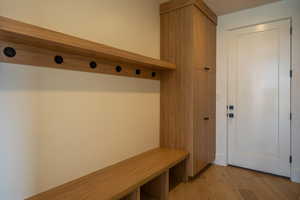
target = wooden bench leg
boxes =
[182,159,188,183]
[170,159,188,185]
[160,171,169,200]
[121,188,140,200]
[141,171,169,200]
[131,188,141,200]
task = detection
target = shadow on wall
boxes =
[0,63,160,93]
[0,63,160,199]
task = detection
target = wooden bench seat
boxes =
[27,148,189,200]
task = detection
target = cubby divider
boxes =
[141,171,169,200]
[121,188,141,200]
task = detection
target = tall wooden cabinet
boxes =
[160,0,217,177]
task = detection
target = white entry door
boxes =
[227,20,291,177]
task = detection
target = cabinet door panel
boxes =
[206,16,216,163]
[193,7,208,71]
[193,70,209,175]
[207,113,216,163]
[194,69,209,115]
[207,69,216,115]
[193,112,215,174]
[207,15,216,115]
[193,115,209,174]
[195,68,215,115]
[193,11,217,174]
[193,69,215,174]
[205,18,216,71]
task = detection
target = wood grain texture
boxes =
[193,6,217,173]
[169,165,300,200]
[160,0,216,178]
[0,16,175,71]
[26,148,188,200]
[160,0,217,25]
[160,5,195,176]
[0,41,160,80]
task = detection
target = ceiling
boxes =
[160,0,281,16]
[204,0,281,15]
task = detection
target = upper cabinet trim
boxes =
[160,0,217,25]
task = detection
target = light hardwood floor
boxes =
[169,165,300,200]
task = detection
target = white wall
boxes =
[0,0,161,199]
[216,0,300,182]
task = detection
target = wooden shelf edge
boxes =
[0,16,176,71]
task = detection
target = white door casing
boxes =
[227,19,291,177]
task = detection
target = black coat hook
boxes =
[3,47,16,57]
[54,56,64,64]
[116,66,122,72]
[90,61,97,69]
[136,69,141,75]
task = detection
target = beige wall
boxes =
[0,0,161,199]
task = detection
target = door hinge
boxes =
[290,70,293,78]
[290,26,293,35]
[289,156,292,163]
[290,113,292,120]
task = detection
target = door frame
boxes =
[227,19,291,177]
[216,17,293,180]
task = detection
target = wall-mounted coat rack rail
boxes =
[0,16,176,80]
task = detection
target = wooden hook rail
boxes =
[0,16,176,80]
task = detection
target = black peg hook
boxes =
[3,47,16,57]
[90,61,97,69]
[54,55,64,64]
[135,69,141,75]
[116,66,122,72]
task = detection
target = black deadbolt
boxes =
[204,117,210,121]
[135,69,141,75]
[90,61,97,69]
[151,72,156,77]
[116,66,122,72]
[204,67,210,71]
[3,47,16,57]
[54,55,64,64]
[228,113,234,118]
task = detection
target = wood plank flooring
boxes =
[169,165,300,200]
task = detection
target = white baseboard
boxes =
[214,154,227,166]
[291,167,300,183]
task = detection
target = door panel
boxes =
[228,20,291,177]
